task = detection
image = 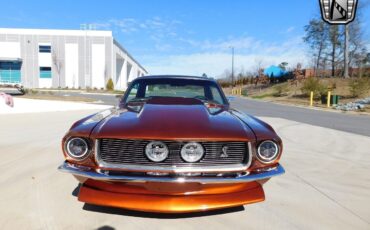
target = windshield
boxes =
[123,78,227,105]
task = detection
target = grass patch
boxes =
[251,93,274,99]
[272,83,289,97]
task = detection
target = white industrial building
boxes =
[0,28,147,90]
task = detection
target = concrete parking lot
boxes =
[0,101,370,229]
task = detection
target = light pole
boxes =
[230,46,234,89]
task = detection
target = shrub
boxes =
[273,83,289,97]
[22,88,29,95]
[30,89,39,95]
[300,77,326,98]
[106,78,114,91]
[348,78,370,98]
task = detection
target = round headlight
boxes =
[145,141,169,162]
[257,140,279,163]
[181,142,204,163]
[66,137,90,160]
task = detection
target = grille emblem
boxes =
[319,0,358,24]
[220,146,229,158]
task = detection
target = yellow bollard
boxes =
[310,91,313,106]
[239,88,242,96]
[327,91,331,108]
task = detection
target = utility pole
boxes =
[344,24,349,78]
[230,46,234,89]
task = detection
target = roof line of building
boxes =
[0,27,112,37]
[113,39,147,74]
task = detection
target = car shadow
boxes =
[72,183,81,197]
[82,203,245,219]
[96,226,115,230]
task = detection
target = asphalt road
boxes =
[231,97,370,137]
[23,91,370,137]
[1,109,369,229]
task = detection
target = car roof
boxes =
[137,75,216,81]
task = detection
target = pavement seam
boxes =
[291,170,370,226]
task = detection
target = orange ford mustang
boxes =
[59,75,284,213]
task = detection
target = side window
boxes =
[126,83,139,102]
[210,86,224,104]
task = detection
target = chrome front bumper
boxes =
[58,161,285,184]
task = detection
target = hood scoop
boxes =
[126,97,224,114]
[92,101,251,141]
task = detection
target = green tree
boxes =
[278,62,288,70]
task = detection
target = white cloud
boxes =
[93,18,308,77]
[143,36,308,77]
[93,17,181,52]
[94,17,180,37]
[285,26,295,33]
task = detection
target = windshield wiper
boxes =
[127,97,152,103]
[194,96,222,105]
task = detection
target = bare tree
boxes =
[303,19,329,76]
[52,52,63,88]
[253,58,264,76]
[328,25,343,77]
[304,16,366,78]
[344,24,349,78]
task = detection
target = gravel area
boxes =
[335,97,370,111]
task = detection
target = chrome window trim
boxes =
[94,139,253,173]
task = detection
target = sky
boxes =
[0,0,369,77]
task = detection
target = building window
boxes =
[39,45,51,53]
[39,67,52,78]
[0,61,22,83]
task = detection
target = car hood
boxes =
[88,104,255,141]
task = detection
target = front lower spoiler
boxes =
[58,161,285,184]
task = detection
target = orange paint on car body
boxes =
[59,75,284,213]
[78,182,265,213]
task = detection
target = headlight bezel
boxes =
[65,137,91,160]
[256,140,280,164]
[180,142,205,163]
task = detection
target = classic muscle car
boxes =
[59,75,284,213]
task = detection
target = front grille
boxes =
[97,139,248,168]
